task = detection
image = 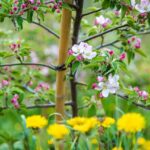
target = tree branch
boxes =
[81,8,103,18]
[96,39,119,49]
[117,94,150,110]
[0,101,72,110]
[75,81,150,110]
[22,18,60,39]
[80,24,128,43]
[0,63,65,71]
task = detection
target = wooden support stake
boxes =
[55,0,72,122]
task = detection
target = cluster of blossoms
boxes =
[68,42,97,61]
[134,86,149,100]
[92,74,120,98]
[131,0,150,13]
[100,48,126,61]
[9,0,62,16]
[49,0,63,13]
[94,15,112,28]
[11,94,20,108]
[9,42,21,53]
[9,0,41,15]
[34,82,50,92]
[127,36,141,49]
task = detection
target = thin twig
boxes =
[117,94,150,110]
[22,18,60,38]
[0,63,65,71]
[96,40,119,49]
[80,24,128,43]
[81,8,103,17]
[95,29,150,50]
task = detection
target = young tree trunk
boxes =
[55,0,72,122]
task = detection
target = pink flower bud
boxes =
[13,6,18,11]
[134,38,141,49]
[2,80,9,87]
[99,93,104,98]
[97,76,104,82]
[33,6,38,11]
[109,50,114,56]
[134,86,140,92]
[119,53,126,61]
[68,49,73,55]
[9,11,14,15]
[37,1,41,5]
[127,39,131,44]
[140,12,147,17]
[56,9,60,13]
[131,36,136,41]
[29,0,34,4]
[92,83,98,89]
[102,23,108,28]
[58,1,62,6]
[114,10,120,16]
[21,3,27,9]
[94,18,100,26]
[50,0,55,3]
[14,0,18,4]
[10,43,17,50]
[28,81,33,86]
[14,102,20,109]
[76,55,83,61]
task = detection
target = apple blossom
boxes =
[131,0,150,13]
[70,42,97,60]
[94,15,111,28]
[94,74,120,97]
[128,36,141,49]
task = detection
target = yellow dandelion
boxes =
[26,115,48,129]
[47,123,69,140]
[117,113,145,133]
[112,147,123,150]
[137,137,146,145]
[67,117,99,133]
[101,117,115,128]
[137,138,150,150]
[142,141,150,150]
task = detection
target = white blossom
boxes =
[96,74,120,97]
[71,42,97,60]
[94,15,111,27]
[131,0,150,13]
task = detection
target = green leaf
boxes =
[27,10,34,23]
[135,49,146,57]
[88,104,97,117]
[16,16,23,30]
